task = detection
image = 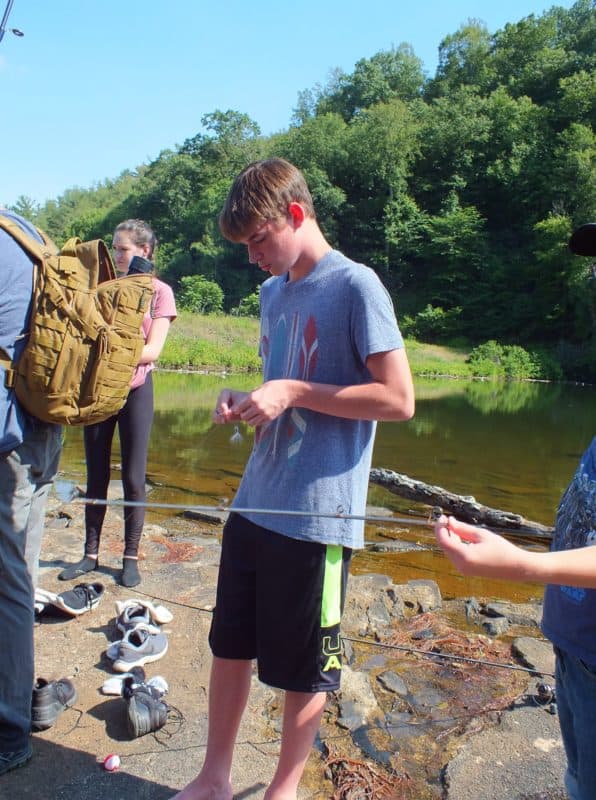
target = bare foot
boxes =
[169,775,233,800]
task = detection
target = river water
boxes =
[58,372,595,605]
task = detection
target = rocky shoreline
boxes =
[6,488,567,800]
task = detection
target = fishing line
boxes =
[124,586,553,678]
[343,636,554,677]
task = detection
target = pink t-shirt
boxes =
[130,277,177,390]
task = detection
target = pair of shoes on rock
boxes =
[31,677,77,731]
[35,583,105,617]
[106,623,169,672]
[122,676,169,738]
[0,743,33,776]
[115,599,173,634]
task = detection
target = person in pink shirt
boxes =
[59,219,177,587]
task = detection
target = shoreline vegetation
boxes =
[160,311,588,383]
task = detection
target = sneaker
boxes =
[31,678,78,731]
[106,622,161,661]
[34,587,58,611]
[146,675,169,696]
[115,599,173,629]
[115,603,153,634]
[53,582,105,616]
[0,743,32,776]
[113,674,168,698]
[125,683,168,738]
[111,624,168,672]
[101,666,146,696]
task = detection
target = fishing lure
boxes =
[229,425,243,445]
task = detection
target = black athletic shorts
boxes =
[209,513,352,693]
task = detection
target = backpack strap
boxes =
[0,213,57,263]
[35,225,60,254]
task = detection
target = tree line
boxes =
[11,0,596,381]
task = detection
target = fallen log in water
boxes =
[369,468,554,539]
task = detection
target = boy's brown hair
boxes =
[219,158,316,242]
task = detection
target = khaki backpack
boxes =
[0,215,154,425]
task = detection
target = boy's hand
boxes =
[234,380,293,426]
[213,389,249,423]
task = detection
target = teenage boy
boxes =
[435,223,596,800]
[171,158,415,800]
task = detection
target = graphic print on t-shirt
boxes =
[257,311,318,461]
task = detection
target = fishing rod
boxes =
[0,0,23,43]
[54,485,551,544]
[54,477,440,526]
[59,491,439,527]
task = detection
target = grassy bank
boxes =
[161,311,262,372]
[160,311,474,377]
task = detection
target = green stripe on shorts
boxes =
[321,544,343,628]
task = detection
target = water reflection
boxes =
[58,373,595,604]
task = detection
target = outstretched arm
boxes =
[435,515,596,588]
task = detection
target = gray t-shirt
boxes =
[232,249,405,549]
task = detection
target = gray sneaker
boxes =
[31,677,78,731]
[0,743,32,776]
[115,602,153,634]
[123,679,169,739]
[112,624,168,672]
[53,582,105,616]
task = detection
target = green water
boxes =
[58,372,595,604]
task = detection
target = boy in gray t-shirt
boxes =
[171,159,414,800]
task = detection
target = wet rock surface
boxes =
[7,487,567,799]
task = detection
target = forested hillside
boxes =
[11,1,595,378]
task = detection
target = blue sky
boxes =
[0,0,576,208]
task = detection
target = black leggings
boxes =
[83,373,154,558]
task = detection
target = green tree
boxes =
[427,20,494,96]
[339,100,421,273]
[530,214,595,342]
[318,45,425,119]
[234,290,261,318]
[8,195,40,221]
[177,275,224,314]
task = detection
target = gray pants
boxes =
[0,422,62,753]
